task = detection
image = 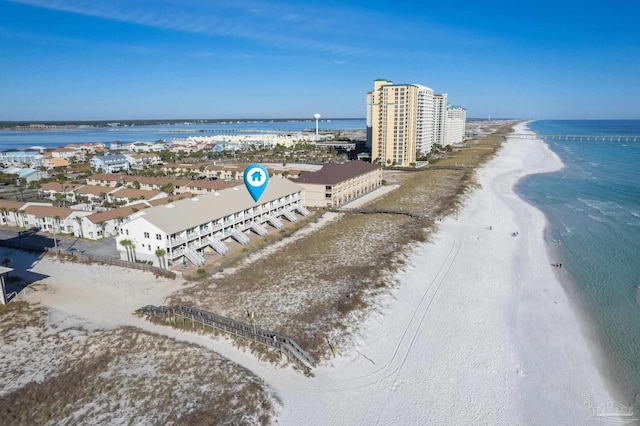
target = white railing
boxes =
[185,247,205,267]
[171,248,185,259]
[230,228,250,245]
[282,210,297,223]
[170,235,187,245]
[293,204,310,216]
[250,221,268,237]
[265,214,283,229]
[207,236,229,255]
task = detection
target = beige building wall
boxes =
[299,168,383,208]
[371,80,418,167]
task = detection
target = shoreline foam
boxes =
[518,123,629,405]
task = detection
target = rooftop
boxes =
[129,177,303,235]
[294,161,380,185]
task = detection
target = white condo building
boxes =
[445,104,467,145]
[433,93,448,146]
[116,177,309,268]
[415,85,435,154]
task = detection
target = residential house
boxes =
[79,202,149,240]
[0,150,44,167]
[50,148,77,161]
[0,200,28,227]
[90,154,129,173]
[20,204,90,235]
[39,182,81,205]
[180,180,241,194]
[108,187,166,204]
[125,152,162,169]
[85,173,138,187]
[42,156,70,169]
[1,167,49,184]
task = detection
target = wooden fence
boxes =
[332,207,425,219]
[138,304,317,373]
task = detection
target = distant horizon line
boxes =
[0,117,365,124]
[1,118,637,126]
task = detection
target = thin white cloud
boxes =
[6,0,497,60]
[6,0,370,56]
[0,23,159,55]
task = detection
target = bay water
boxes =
[0,119,366,151]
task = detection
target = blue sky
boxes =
[1,0,639,120]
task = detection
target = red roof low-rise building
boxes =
[293,161,382,207]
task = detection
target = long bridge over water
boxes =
[510,133,639,143]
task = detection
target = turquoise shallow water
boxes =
[517,120,640,408]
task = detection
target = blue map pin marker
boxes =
[243,164,269,202]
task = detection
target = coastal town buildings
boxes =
[90,154,130,173]
[0,149,43,167]
[368,79,466,166]
[116,177,308,267]
[42,157,69,169]
[126,153,162,169]
[0,195,195,241]
[292,161,382,207]
[50,148,77,161]
[0,167,48,184]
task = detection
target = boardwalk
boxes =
[138,304,317,373]
[511,133,639,143]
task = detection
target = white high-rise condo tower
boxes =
[314,113,321,136]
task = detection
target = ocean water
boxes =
[0,119,366,151]
[517,120,640,408]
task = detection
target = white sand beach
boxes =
[12,123,618,424]
[267,122,617,424]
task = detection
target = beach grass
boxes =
[0,303,279,425]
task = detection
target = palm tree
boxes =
[130,241,137,262]
[74,216,84,238]
[155,248,167,269]
[119,239,132,261]
[54,192,64,207]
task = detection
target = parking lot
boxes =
[0,227,120,258]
